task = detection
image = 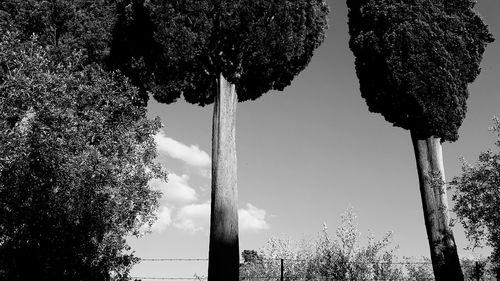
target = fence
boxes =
[131,257,496,281]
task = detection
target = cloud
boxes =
[172,201,270,234]
[149,173,198,204]
[174,201,211,233]
[239,203,270,232]
[199,168,212,179]
[154,131,211,167]
[151,206,173,232]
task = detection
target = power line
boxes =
[139,258,208,261]
[130,277,207,280]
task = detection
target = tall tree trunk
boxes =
[411,131,463,281]
[208,73,239,281]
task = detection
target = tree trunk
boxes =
[208,73,239,281]
[410,131,463,281]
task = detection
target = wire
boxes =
[130,277,207,280]
[139,258,208,261]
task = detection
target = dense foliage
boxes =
[109,0,329,105]
[347,0,493,141]
[240,208,428,281]
[240,208,494,280]
[0,32,163,281]
[0,0,116,65]
[452,118,500,278]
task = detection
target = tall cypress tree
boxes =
[346,0,493,280]
[109,1,329,279]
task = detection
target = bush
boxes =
[240,208,435,281]
[0,31,164,281]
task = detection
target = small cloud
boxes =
[239,203,270,232]
[174,201,211,233]
[150,173,198,204]
[151,206,173,232]
[154,131,211,167]
[172,201,270,234]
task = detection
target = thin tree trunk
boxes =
[411,130,463,281]
[208,73,239,281]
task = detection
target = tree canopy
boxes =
[452,118,500,278]
[109,0,329,106]
[0,31,163,281]
[347,0,493,141]
[0,0,116,65]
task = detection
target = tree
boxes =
[108,1,329,279]
[346,0,493,280]
[452,118,500,279]
[241,250,262,264]
[0,31,164,281]
[0,0,117,66]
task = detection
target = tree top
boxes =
[109,0,329,106]
[347,0,493,142]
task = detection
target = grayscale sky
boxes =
[128,0,500,279]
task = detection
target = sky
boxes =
[128,0,500,279]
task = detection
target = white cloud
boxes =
[154,131,211,167]
[171,201,270,234]
[151,206,173,232]
[149,173,198,204]
[239,203,270,232]
[199,168,212,179]
[174,201,211,233]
